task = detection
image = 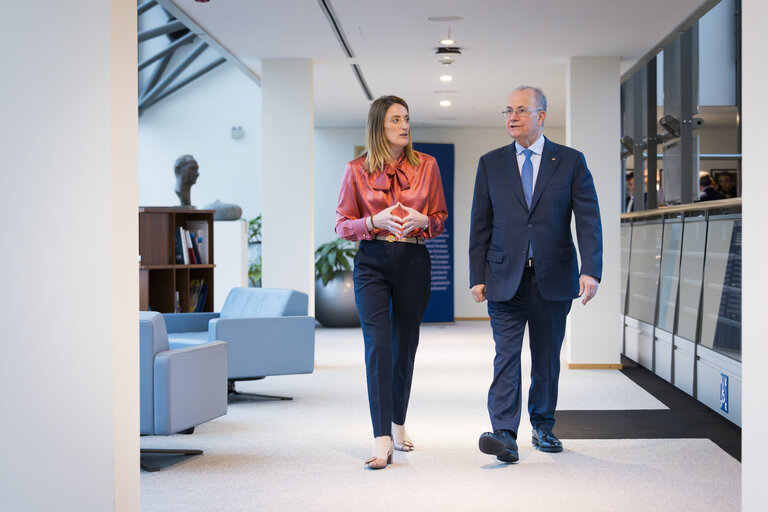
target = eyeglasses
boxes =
[501,108,543,118]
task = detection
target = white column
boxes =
[565,57,622,366]
[741,0,768,508]
[261,60,315,311]
[0,0,138,510]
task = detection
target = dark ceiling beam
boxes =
[140,57,227,115]
[140,52,172,99]
[138,20,186,42]
[138,32,195,71]
[137,0,158,15]
[139,41,208,110]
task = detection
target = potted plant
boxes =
[247,214,262,287]
[314,238,360,327]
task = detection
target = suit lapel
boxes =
[530,137,560,213]
[506,143,528,211]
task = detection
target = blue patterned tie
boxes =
[521,149,533,208]
[521,149,534,260]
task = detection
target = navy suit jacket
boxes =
[469,137,602,302]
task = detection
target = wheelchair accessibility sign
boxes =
[720,373,729,413]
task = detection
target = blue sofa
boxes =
[164,287,315,401]
[140,311,228,471]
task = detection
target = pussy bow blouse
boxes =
[335,151,448,241]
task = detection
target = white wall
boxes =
[566,57,622,366]
[261,59,315,307]
[1,1,138,509]
[138,63,262,223]
[742,0,767,508]
[313,125,565,318]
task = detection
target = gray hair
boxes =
[513,86,547,112]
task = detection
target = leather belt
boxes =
[525,257,534,268]
[373,234,425,245]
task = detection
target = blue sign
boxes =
[413,143,454,323]
[719,373,729,413]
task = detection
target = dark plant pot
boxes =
[315,270,360,327]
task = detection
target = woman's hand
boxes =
[371,204,404,237]
[398,202,429,237]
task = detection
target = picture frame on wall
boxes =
[711,169,739,198]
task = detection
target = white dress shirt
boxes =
[515,134,545,189]
[514,135,545,261]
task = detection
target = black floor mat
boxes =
[554,355,741,460]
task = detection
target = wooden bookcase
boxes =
[139,207,215,313]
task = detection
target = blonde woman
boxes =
[335,95,448,469]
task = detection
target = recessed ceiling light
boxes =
[440,75,453,82]
[440,100,452,107]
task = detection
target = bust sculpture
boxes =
[174,154,199,207]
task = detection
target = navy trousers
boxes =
[486,267,572,434]
[353,240,431,438]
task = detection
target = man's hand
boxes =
[471,284,486,303]
[578,275,599,305]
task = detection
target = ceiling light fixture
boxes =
[440,75,453,82]
[440,100,452,107]
[428,16,464,22]
[436,47,461,65]
[440,28,455,45]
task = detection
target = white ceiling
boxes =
[166,0,714,128]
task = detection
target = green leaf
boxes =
[314,237,358,286]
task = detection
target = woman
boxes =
[335,95,448,469]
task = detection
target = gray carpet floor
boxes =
[140,321,741,511]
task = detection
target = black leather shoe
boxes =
[532,428,563,453]
[478,429,519,463]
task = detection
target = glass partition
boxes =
[676,217,707,341]
[627,222,662,324]
[656,220,683,332]
[620,223,632,314]
[700,216,742,361]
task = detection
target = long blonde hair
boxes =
[364,95,420,174]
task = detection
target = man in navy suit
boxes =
[469,86,602,462]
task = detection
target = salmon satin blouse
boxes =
[335,151,448,241]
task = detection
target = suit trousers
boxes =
[486,267,572,434]
[353,239,431,438]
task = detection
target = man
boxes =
[699,171,724,201]
[715,172,737,199]
[469,86,602,463]
[625,172,635,212]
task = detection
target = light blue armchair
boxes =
[164,287,315,401]
[140,311,228,471]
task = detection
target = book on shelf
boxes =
[178,226,190,265]
[186,220,209,264]
[195,283,209,312]
[174,290,181,313]
[189,279,204,312]
[195,231,205,265]
[187,230,199,264]
[174,230,185,264]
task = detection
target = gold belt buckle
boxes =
[386,234,396,242]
